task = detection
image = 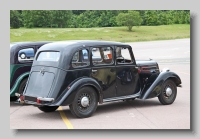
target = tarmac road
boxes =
[10,38,190,129]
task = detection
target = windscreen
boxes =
[37,51,60,62]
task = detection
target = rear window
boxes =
[37,51,60,61]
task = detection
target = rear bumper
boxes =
[15,93,54,105]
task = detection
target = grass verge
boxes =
[10,24,190,43]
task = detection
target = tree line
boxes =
[10,10,190,31]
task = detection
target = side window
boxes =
[116,47,132,64]
[72,49,89,68]
[92,46,113,65]
[18,48,35,62]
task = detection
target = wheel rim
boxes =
[78,93,91,110]
[21,53,26,59]
[163,84,174,99]
[165,87,172,97]
[81,96,89,107]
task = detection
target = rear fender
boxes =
[52,77,102,106]
[140,70,181,99]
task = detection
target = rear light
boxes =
[138,69,141,73]
[20,95,24,101]
[37,99,41,104]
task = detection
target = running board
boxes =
[103,92,140,103]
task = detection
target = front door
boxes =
[115,46,140,97]
[90,46,116,99]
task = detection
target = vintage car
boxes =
[17,40,182,118]
[10,41,51,101]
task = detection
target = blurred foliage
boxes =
[10,10,190,30]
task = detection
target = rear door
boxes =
[90,46,116,99]
[115,46,141,97]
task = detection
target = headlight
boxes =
[161,67,170,72]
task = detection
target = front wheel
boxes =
[69,87,98,118]
[38,106,59,112]
[158,79,177,105]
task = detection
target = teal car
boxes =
[10,41,51,101]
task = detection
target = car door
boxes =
[115,46,141,97]
[90,46,117,99]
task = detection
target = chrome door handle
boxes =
[92,69,97,72]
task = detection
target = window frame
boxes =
[115,45,135,65]
[90,45,114,67]
[36,51,61,62]
[71,48,90,69]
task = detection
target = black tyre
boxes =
[69,87,98,118]
[18,78,28,95]
[10,78,28,101]
[158,79,177,105]
[38,106,59,112]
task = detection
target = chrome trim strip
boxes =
[103,91,141,103]
[37,97,54,102]
[24,100,42,105]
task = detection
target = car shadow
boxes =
[10,99,161,120]
[10,101,34,107]
[95,99,161,114]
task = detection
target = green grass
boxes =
[10,24,190,43]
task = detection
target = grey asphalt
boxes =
[10,38,190,129]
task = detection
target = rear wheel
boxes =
[158,79,177,105]
[69,87,98,118]
[18,78,28,95]
[38,106,59,112]
[10,78,28,101]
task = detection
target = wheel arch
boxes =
[10,72,29,97]
[81,84,101,103]
[164,76,182,86]
[140,71,181,99]
[54,77,102,106]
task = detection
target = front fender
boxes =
[140,71,181,99]
[52,77,102,106]
[10,72,29,97]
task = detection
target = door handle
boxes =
[92,69,97,72]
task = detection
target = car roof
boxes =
[39,40,129,52]
[34,40,130,69]
[10,41,51,48]
[10,41,52,64]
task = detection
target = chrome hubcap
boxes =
[81,96,89,107]
[165,87,172,96]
